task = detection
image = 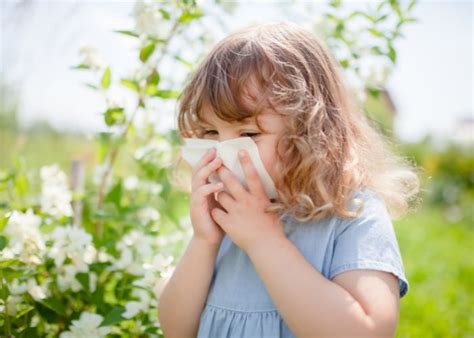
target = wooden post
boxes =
[71,160,85,227]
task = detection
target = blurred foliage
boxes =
[401,136,474,225]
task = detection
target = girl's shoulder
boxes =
[281,187,387,232]
[334,187,392,234]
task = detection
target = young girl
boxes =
[158,21,420,338]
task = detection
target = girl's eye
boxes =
[241,133,260,138]
[202,131,260,138]
[203,130,217,135]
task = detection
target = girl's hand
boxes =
[189,148,226,247]
[211,150,286,254]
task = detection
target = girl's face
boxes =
[199,110,287,183]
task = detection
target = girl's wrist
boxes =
[191,235,222,251]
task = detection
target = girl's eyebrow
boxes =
[201,115,256,126]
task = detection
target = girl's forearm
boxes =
[158,236,220,338]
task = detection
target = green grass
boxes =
[0,130,96,171]
[394,204,474,337]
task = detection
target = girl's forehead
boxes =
[200,112,256,125]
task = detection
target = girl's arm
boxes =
[157,236,220,338]
[247,235,400,338]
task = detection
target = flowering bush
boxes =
[0,0,417,336]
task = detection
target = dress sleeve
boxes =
[329,190,410,298]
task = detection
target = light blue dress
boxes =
[197,188,409,338]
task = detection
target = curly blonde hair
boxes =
[173,21,421,223]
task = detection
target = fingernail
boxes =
[239,150,246,158]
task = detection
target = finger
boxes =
[211,207,227,227]
[191,148,216,177]
[215,190,235,212]
[217,166,248,199]
[195,182,225,199]
[238,149,267,197]
[192,156,222,189]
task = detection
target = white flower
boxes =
[132,0,174,39]
[89,272,98,293]
[122,301,143,319]
[134,138,173,168]
[5,295,22,316]
[8,279,28,295]
[4,209,45,263]
[27,278,47,301]
[154,266,174,298]
[57,265,83,292]
[133,59,157,83]
[97,249,112,263]
[312,14,336,40]
[79,44,108,71]
[105,91,126,109]
[151,253,173,272]
[359,55,393,88]
[49,225,96,270]
[40,164,73,219]
[122,288,151,319]
[111,230,156,275]
[141,180,163,195]
[60,312,110,338]
[124,175,139,190]
[137,207,161,225]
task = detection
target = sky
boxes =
[0,0,472,144]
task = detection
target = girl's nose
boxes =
[218,133,240,142]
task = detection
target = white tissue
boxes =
[180,137,277,199]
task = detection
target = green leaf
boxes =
[84,83,99,90]
[0,279,10,299]
[145,326,159,334]
[174,55,193,69]
[388,44,397,63]
[140,42,156,62]
[368,27,384,38]
[367,87,381,98]
[146,69,160,86]
[14,174,28,197]
[38,297,65,315]
[101,67,111,89]
[178,8,203,24]
[159,8,171,20]
[402,17,418,24]
[120,79,140,92]
[0,235,7,250]
[76,272,90,293]
[70,64,91,70]
[36,301,60,323]
[348,10,374,22]
[339,59,350,68]
[377,1,386,11]
[105,180,122,209]
[100,306,125,326]
[145,85,159,96]
[113,30,139,38]
[389,0,403,18]
[375,14,389,23]
[15,306,35,320]
[91,286,106,311]
[152,89,180,99]
[104,107,125,126]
